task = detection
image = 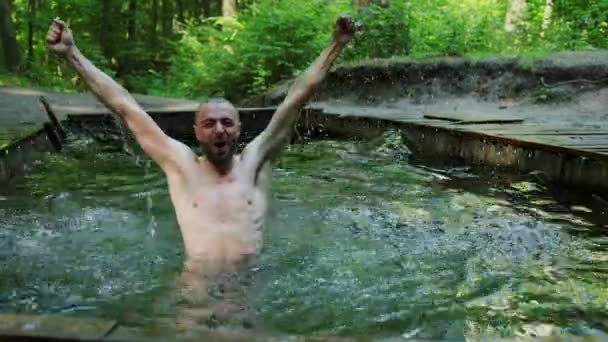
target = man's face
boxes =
[194,102,241,165]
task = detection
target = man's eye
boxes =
[203,121,214,128]
[222,119,234,127]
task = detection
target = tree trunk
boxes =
[99,0,113,58]
[222,0,236,17]
[161,0,172,36]
[202,0,211,17]
[189,0,201,19]
[504,0,527,32]
[353,0,370,12]
[27,0,36,63]
[151,0,158,47]
[176,0,184,22]
[0,0,20,71]
[127,0,137,43]
[121,0,137,85]
[541,0,553,35]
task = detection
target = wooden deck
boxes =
[0,86,199,144]
[299,102,608,194]
[3,85,608,193]
[0,87,200,186]
[0,313,602,341]
[311,103,608,160]
[0,313,365,341]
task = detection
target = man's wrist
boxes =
[64,45,78,59]
[332,36,352,48]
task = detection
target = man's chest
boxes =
[193,181,259,212]
[167,160,271,229]
[173,175,268,226]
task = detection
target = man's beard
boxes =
[201,142,236,166]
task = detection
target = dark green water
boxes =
[1,132,607,340]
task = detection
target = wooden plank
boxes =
[0,314,117,341]
[578,146,608,150]
[239,106,279,112]
[454,124,607,135]
[423,112,524,124]
[565,146,608,151]
[495,132,608,136]
[580,149,608,153]
[492,134,608,147]
[103,326,145,341]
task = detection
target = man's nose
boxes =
[213,122,226,133]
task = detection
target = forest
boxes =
[0,0,606,102]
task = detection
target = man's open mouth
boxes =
[214,142,227,148]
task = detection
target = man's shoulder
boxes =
[234,155,272,187]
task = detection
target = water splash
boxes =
[144,159,158,238]
[109,114,157,237]
[2,137,606,339]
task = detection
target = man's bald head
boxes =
[193,98,241,167]
[195,98,240,123]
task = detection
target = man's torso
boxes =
[165,154,272,273]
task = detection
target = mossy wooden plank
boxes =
[0,314,116,340]
[0,127,40,149]
[424,112,524,124]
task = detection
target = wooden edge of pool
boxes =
[0,127,57,187]
[0,313,363,341]
[0,313,604,341]
[0,107,279,186]
[305,109,608,196]
[7,104,608,196]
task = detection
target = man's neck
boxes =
[199,155,235,176]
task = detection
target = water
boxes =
[0,133,607,340]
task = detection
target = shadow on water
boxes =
[0,131,607,340]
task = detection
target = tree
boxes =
[99,0,113,58]
[161,0,173,37]
[27,0,37,63]
[504,0,527,32]
[127,0,137,44]
[223,0,236,17]
[541,0,553,35]
[353,0,370,12]
[0,0,20,71]
[150,0,158,48]
[176,0,184,22]
[353,0,389,12]
[202,0,211,17]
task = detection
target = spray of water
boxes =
[144,159,158,238]
[110,114,157,237]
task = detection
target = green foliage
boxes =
[152,0,341,100]
[7,0,117,91]
[408,0,510,55]
[342,0,410,60]
[551,0,608,49]
[2,0,607,99]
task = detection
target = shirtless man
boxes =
[46,16,359,327]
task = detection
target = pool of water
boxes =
[1,132,607,340]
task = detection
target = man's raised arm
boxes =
[242,16,360,173]
[46,19,190,171]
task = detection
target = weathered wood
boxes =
[40,96,66,141]
[0,128,54,186]
[43,123,62,151]
[0,314,116,341]
[424,112,524,124]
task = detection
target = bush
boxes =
[342,0,410,61]
[7,0,607,99]
[156,0,345,101]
